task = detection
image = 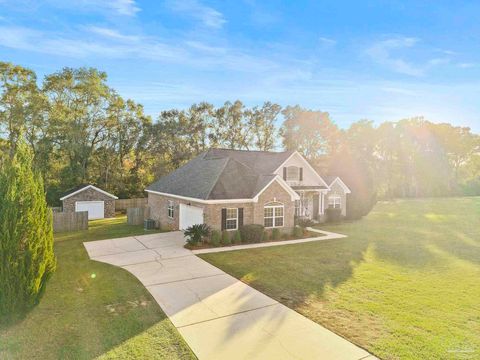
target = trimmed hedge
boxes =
[326,207,342,222]
[239,224,264,243]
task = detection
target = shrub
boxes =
[263,231,270,242]
[0,141,56,322]
[282,232,290,240]
[326,208,342,222]
[239,224,264,243]
[221,231,231,245]
[271,228,281,240]
[210,230,221,247]
[292,226,304,238]
[295,217,315,228]
[233,231,242,244]
[184,223,211,246]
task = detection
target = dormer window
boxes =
[286,166,300,181]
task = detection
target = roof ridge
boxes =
[209,148,291,155]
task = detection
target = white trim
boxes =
[264,202,284,228]
[329,177,352,194]
[225,208,238,231]
[274,151,330,188]
[146,190,255,204]
[167,200,174,219]
[253,176,300,202]
[60,185,118,201]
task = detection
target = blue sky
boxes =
[1,0,479,131]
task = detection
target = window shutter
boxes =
[221,208,227,231]
[283,167,287,180]
[238,208,244,228]
[299,167,303,181]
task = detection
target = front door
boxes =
[312,194,319,220]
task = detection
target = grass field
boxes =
[0,216,195,360]
[200,198,480,360]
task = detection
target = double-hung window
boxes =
[225,208,238,230]
[328,195,341,209]
[167,200,174,218]
[264,202,284,228]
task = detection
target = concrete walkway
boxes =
[84,231,376,360]
[192,227,347,255]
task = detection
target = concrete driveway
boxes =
[84,231,376,360]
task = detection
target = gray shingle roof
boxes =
[146,149,294,200]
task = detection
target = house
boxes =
[60,184,118,220]
[146,149,351,231]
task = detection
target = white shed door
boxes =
[179,204,204,230]
[75,201,104,220]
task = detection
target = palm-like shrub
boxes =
[0,141,56,323]
[183,223,211,246]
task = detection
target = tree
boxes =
[280,105,341,169]
[246,102,281,151]
[0,62,45,158]
[43,67,112,187]
[0,140,56,322]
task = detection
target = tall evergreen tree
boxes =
[0,139,56,322]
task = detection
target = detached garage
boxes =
[61,184,118,220]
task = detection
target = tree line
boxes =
[1,62,479,216]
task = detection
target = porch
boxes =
[291,186,328,222]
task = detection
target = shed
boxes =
[60,184,118,220]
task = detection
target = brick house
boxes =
[146,149,351,232]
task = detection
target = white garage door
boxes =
[179,204,204,230]
[75,201,105,220]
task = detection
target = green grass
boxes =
[200,197,480,360]
[0,216,195,360]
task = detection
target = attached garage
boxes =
[179,203,204,230]
[61,184,118,220]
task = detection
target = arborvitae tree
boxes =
[0,140,56,322]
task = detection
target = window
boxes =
[286,166,300,181]
[167,200,174,218]
[264,202,284,228]
[294,200,300,217]
[225,208,238,230]
[328,194,341,209]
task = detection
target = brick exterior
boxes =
[62,187,116,218]
[147,179,295,232]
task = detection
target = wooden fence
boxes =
[127,206,150,225]
[115,198,147,212]
[53,211,88,233]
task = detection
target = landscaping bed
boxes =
[184,224,315,250]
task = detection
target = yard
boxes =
[200,197,480,360]
[0,216,195,360]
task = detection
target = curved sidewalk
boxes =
[84,230,377,360]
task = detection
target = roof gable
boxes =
[60,185,118,200]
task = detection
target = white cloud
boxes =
[366,36,424,76]
[165,0,226,29]
[85,25,141,42]
[457,62,477,68]
[106,0,139,16]
[319,37,336,46]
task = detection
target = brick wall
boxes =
[147,179,295,232]
[62,187,116,218]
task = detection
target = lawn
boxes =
[0,216,195,360]
[200,197,480,360]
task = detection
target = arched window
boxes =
[264,202,284,228]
